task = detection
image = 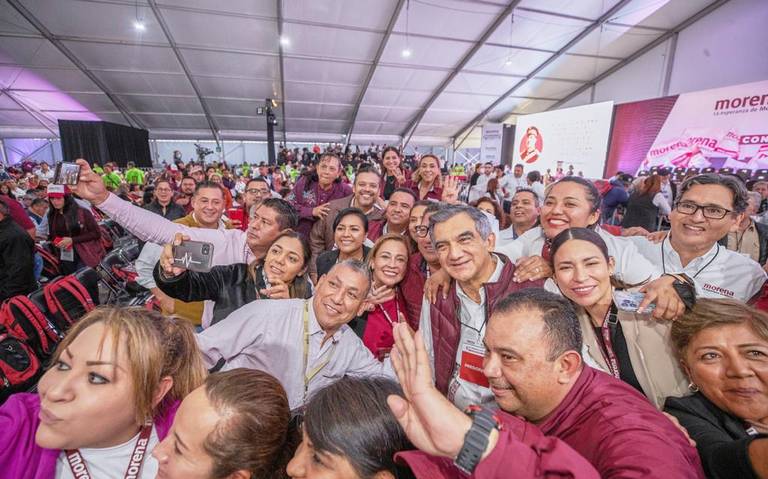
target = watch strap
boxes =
[454,406,499,475]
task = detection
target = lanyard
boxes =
[662,236,719,278]
[597,308,621,379]
[65,424,152,479]
[302,301,337,401]
[378,296,401,326]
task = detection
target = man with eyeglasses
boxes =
[631,174,766,302]
[236,177,274,231]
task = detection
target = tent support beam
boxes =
[147,0,221,148]
[276,0,287,143]
[6,0,145,129]
[344,0,407,146]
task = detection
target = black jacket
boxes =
[315,246,371,279]
[665,393,765,479]
[154,262,312,325]
[0,216,36,301]
[718,220,768,266]
[143,201,185,221]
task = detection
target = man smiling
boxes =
[419,205,542,409]
[632,174,766,301]
[195,261,394,411]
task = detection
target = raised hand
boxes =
[387,323,472,458]
[71,158,110,205]
[441,175,460,204]
[260,278,290,299]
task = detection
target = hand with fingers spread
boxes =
[160,233,191,277]
[259,277,290,299]
[312,203,331,219]
[71,158,110,205]
[387,323,474,458]
[441,175,461,204]
[424,267,451,304]
[513,255,552,283]
[638,276,686,320]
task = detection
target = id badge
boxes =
[458,342,489,388]
[60,247,74,262]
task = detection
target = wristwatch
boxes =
[454,405,502,475]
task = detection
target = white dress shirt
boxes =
[630,235,766,301]
[196,298,394,411]
[419,255,503,410]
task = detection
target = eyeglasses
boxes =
[414,225,429,238]
[674,201,732,220]
[246,188,270,195]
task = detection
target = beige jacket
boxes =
[578,306,688,409]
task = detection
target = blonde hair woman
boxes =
[0,307,206,478]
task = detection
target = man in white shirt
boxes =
[526,170,546,203]
[419,205,542,410]
[34,162,55,182]
[630,173,766,301]
[498,188,540,243]
[192,260,394,411]
[500,163,528,212]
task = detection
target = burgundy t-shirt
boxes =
[0,195,34,231]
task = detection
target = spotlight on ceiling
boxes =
[133,20,146,31]
[279,36,290,47]
[505,57,513,66]
[401,48,412,58]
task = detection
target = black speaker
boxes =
[58,120,152,168]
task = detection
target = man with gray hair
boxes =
[419,204,543,409]
[190,260,394,411]
[632,173,766,301]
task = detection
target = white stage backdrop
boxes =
[513,101,614,178]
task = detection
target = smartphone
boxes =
[172,240,214,273]
[53,162,81,186]
[227,208,244,224]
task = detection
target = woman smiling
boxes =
[550,227,689,408]
[155,230,313,326]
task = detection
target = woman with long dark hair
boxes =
[155,230,313,326]
[379,147,410,201]
[47,186,104,274]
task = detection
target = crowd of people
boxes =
[0,145,767,479]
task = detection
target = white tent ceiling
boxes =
[0,0,727,146]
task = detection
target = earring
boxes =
[688,382,699,393]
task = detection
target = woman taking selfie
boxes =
[47,185,105,274]
[153,368,297,479]
[315,208,370,281]
[351,234,412,360]
[379,147,410,201]
[0,307,206,478]
[155,230,313,325]
[665,299,768,479]
[549,227,689,408]
[287,376,413,479]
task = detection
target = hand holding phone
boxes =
[171,238,214,273]
[53,162,82,186]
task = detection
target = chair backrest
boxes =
[73,267,101,307]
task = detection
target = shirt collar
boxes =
[663,235,719,270]
[307,298,347,341]
[456,254,504,302]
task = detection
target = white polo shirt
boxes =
[496,226,659,286]
[630,236,766,301]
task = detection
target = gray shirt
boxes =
[197,297,394,410]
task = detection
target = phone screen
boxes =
[53,162,81,186]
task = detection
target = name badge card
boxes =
[458,341,489,387]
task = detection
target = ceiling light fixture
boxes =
[402,0,413,59]
[279,36,290,47]
[133,20,146,31]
